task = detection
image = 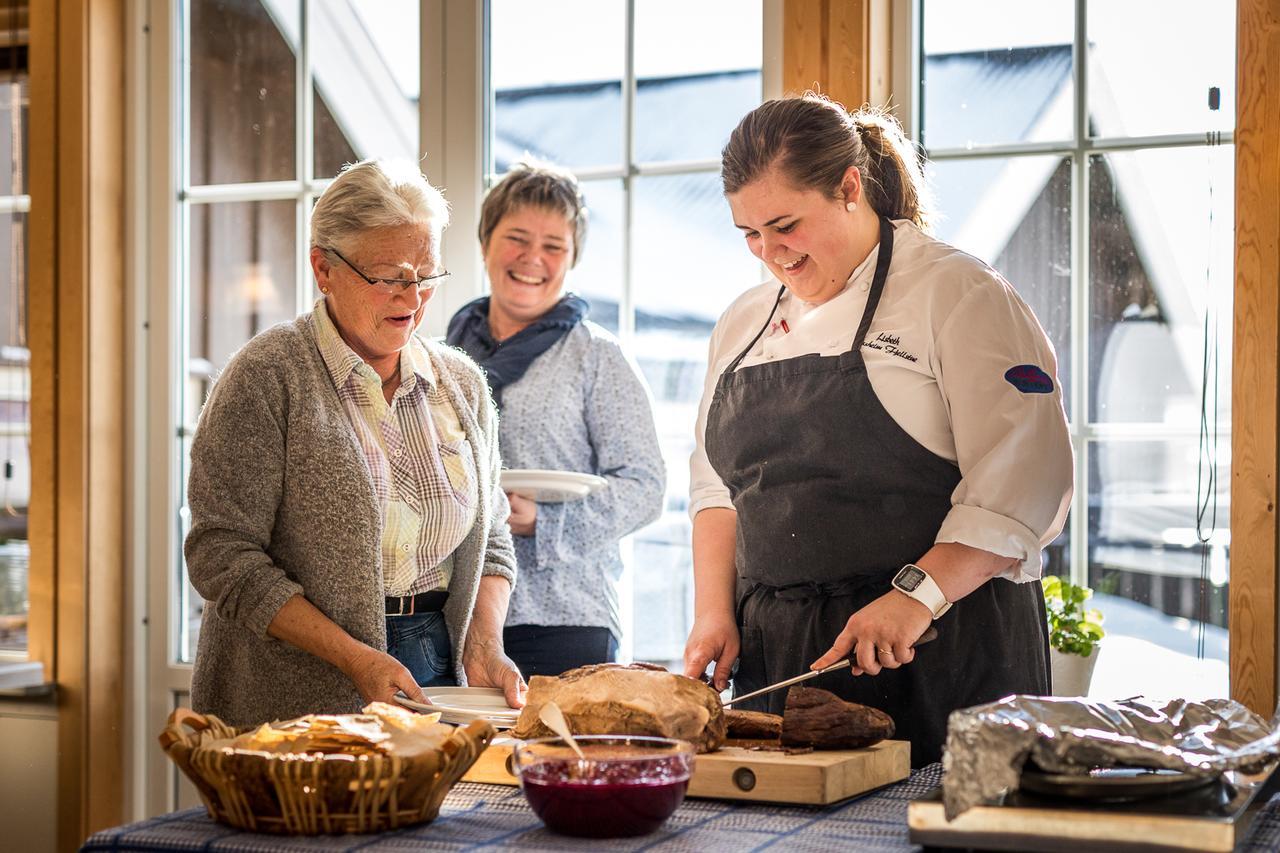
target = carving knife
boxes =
[720,626,938,707]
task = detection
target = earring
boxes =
[320,287,329,293]
[846,202,857,212]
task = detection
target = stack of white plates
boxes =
[395,687,522,729]
[499,469,608,503]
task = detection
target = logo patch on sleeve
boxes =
[1004,364,1054,394]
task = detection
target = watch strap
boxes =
[893,563,952,619]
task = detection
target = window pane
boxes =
[921,1,1073,149]
[0,79,27,196]
[188,201,298,371]
[0,211,28,654]
[181,200,297,662]
[927,154,1073,417]
[1088,147,1234,424]
[490,0,624,172]
[1086,438,1229,700]
[312,0,418,178]
[631,172,761,666]
[568,179,624,334]
[633,0,761,163]
[188,0,298,185]
[1087,1,1234,139]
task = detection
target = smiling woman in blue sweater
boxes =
[447,161,666,678]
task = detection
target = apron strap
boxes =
[724,217,897,376]
[850,217,896,356]
[726,285,786,373]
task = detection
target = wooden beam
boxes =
[54,0,89,842]
[781,0,892,111]
[782,0,827,99]
[1230,0,1280,716]
[26,0,56,685]
[84,0,126,837]
[47,0,127,847]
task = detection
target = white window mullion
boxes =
[618,0,637,346]
[297,0,313,317]
[175,0,195,664]
[426,0,485,331]
[615,0,638,665]
[183,181,303,203]
[1068,0,1090,589]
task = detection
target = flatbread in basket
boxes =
[159,702,493,834]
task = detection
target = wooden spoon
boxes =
[538,701,586,760]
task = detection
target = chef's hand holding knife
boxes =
[810,591,932,677]
[811,544,1020,676]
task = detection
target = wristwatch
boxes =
[891,564,952,619]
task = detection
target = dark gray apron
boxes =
[705,218,1049,766]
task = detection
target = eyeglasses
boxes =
[325,247,451,293]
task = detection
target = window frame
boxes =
[141,0,447,816]
[479,0,776,664]
[906,0,1235,654]
[0,190,31,667]
[142,0,780,813]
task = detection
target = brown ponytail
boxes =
[721,93,932,230]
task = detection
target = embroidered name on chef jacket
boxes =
[1004,364,1055,394]
[862,331,919,363]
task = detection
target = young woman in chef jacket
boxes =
[682,95,1073,767]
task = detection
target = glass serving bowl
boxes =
[512,735,696,838]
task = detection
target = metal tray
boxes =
[1020,766,1220,801]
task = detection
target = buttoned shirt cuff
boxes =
[935,504,1044,583]
[688,494,735,523]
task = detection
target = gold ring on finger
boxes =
[876,646,893,656]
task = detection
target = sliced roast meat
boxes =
[780,686,895,750]
[725,709,783,741]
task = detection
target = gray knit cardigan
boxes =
[185,313,516,727]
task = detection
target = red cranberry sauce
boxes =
[519,754,691,838]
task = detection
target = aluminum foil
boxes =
[941,695,1280,819]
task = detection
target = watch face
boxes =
[896,565,927,592]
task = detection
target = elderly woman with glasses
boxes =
[185,158,525,728]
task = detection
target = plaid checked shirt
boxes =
[312,301,477,596]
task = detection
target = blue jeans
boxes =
[385,611,456,688]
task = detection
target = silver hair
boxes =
[309,158,451,253]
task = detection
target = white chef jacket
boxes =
[689,219,1073,583]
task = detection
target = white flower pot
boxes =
[1049,645,1100,697]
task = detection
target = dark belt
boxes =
[385,589,449,616]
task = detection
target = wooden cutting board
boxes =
[461,738,910,805]
[907,763,1280,853]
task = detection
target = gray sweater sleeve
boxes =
[475,370,518,586]
[184,348,304,638]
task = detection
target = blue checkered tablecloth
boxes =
[81,763,1280,852]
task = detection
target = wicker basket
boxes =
[159,707,494,835]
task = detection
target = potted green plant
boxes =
[1041,574,1105,696]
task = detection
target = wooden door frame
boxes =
[1230,0,1280,716]
[29,0,128,848]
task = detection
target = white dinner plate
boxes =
[394,687,522,729]
[500,469,608,503]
